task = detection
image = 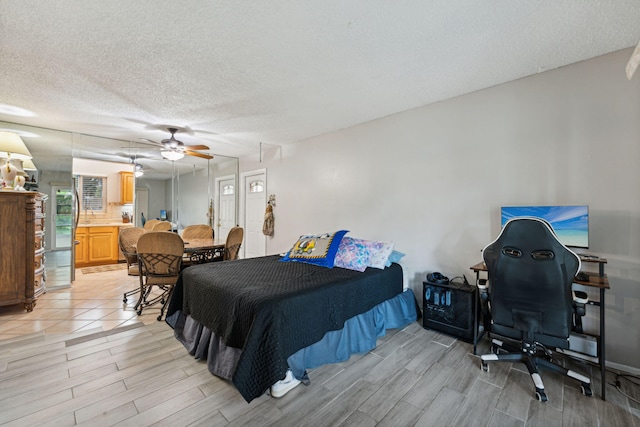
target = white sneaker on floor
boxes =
[270,369,301,398]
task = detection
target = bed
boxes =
[166,254,417,403]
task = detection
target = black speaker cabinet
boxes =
[423,280,476,341]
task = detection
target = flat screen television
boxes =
[500,205,589,249]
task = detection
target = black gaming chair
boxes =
[479,217,592,402]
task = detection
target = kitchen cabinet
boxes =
[120,171,134,205]
[75,227,89,266]
[75,226,119,267]
[0,191,47,311]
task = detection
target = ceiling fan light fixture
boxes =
[161,150,184,161]
[134,163,144,177]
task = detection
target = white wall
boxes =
[240,48,640,370]
[172,158,239,231]
[135,177,167,221]
[176,168,210,229]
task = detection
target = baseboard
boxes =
[606,361,640,376]
[558,351,640,376]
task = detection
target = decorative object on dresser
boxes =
[1,161,18,188]
[0,131,33,190]
[0,191,47,311]
[14,175,26,190]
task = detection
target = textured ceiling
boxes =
[2,1,640,173]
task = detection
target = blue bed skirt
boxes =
[288,289,417,379]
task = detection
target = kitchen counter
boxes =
[77,222,134,228]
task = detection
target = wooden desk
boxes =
[470,256,610,400]
[183,238,225,264]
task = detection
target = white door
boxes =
[242,170,267,258]
[216,175,236,241]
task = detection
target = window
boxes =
[77,175,107,213]
[249,180,264,193]
[222,184,235,195]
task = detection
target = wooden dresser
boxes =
[0,191,47,311]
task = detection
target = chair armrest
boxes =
[572,290,588,322]
[573,290,588,305]
[477,279,489,300]
[476,279,491,323]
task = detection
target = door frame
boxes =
[239,168,267,258]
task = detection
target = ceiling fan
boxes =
[116,152,149,177]
[138,127,213,161]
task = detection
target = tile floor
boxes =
[44,249,73,289]
[0,258,163,341]
[2,256,639,425]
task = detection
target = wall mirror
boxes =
[0,121,238,289]
[0,121,73,289]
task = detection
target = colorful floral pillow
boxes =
[280,230,349,267]
[334,237,397,271]
[334,237,373,272]
[367,241,395,269]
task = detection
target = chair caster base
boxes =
[581,383,593,397]
[481,361,489,372]
[535,388,548,402]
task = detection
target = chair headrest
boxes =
[483,217,580,271]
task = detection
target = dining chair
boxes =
[182,224,214,240]
[181,224,214,267]
[152,221,172,231]
[118,226,146,303]
[143,219,161,231]
[217,226,244,261]
[135,231,184,321]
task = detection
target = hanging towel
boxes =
[262,204,274,236]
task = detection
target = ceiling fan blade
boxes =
[138,138,163,147]
[185,151,214,160]
[185,144,210,151]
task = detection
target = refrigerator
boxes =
[71,177,79,282]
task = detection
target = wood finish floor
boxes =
[0,265,638,426]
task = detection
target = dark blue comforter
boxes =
[166,255,403,402]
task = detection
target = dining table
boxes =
[183,238,225,264]
[133,237,225,264]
